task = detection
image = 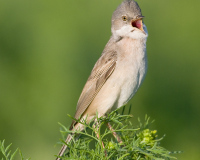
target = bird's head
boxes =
[111,0,148,40]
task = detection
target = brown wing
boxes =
[70,50,117,130]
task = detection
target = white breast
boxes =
[113,37,147,109]
[87,37,147,116]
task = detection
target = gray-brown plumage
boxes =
[56,0,148,159]
[70,39,117,130]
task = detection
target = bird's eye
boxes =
[122,16,127,21]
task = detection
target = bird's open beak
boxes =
[131,16,144,32]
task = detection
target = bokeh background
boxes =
[0,0,199,159]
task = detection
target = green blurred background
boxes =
[0,0,199,159]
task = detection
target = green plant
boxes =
[57,106,181,159]
[0,140,30,160]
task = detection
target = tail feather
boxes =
[56,134,72,160]
[56,123,85,160]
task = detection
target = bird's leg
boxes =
[93,121,108,157]
[93,122,105,148]
[107,122,123,144]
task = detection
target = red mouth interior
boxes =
[132,20,142,29]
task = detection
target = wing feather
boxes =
[70,50,117,130]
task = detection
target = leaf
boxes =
[118,153,130,160]
[56,106,181,160]
[10,148,18,160]
[5,143,12,153]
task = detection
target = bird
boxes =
[56,0,148,159]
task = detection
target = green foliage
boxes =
[0,140,18,160]
[57,107,180,160]
[0,140,30,160]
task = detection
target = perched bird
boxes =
[56,0,148,159]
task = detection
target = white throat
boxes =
[112,24,148,41]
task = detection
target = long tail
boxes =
[56,122,85,160]
[56,134,72,160]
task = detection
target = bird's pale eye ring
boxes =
[122,16,127,21]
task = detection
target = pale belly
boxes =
[111,54,147,110]
[86,38,147,118]
[86,52,147,117]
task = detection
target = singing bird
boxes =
[56,0,148,159]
